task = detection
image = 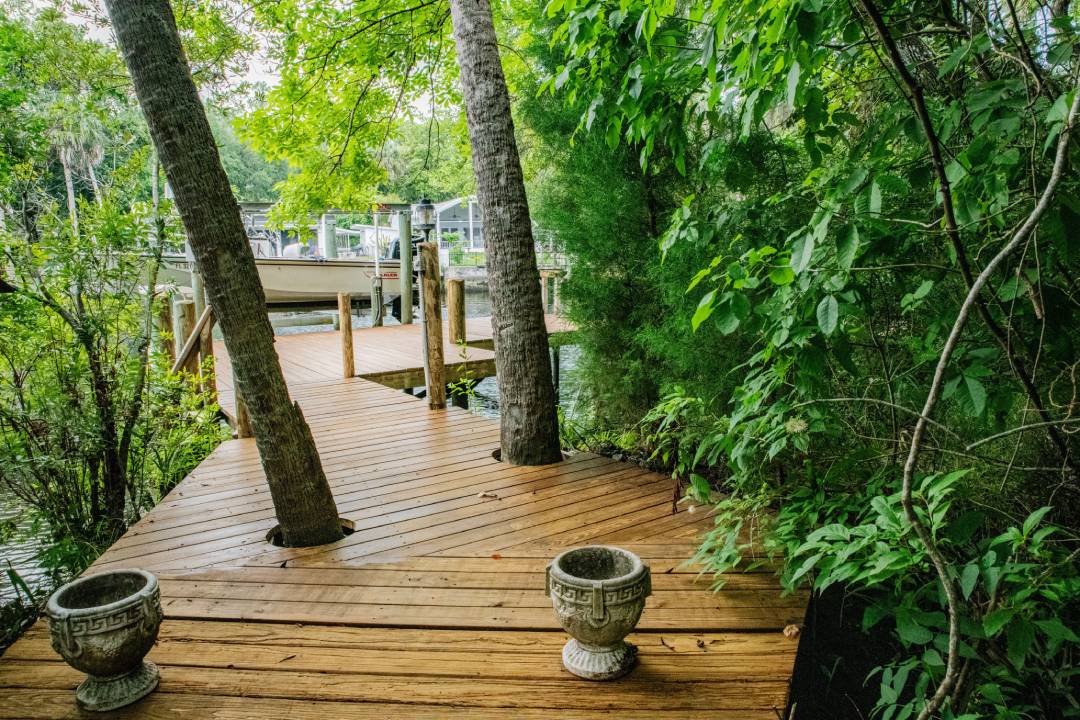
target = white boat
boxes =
[158,254,404,306]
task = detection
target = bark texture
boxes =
[449,0,562,465]
[104,0,343,546]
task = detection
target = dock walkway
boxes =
[0,318,806,719]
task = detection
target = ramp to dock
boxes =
[0,323,806,719]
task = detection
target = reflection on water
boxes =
[0,490,50,603]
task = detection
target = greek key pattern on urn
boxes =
[547,577,651,607]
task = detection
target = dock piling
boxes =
[156,294,174,364]
[420,243,446,409]
[338,292,355,378]
[398,212,414,325]
[447,278,466,347]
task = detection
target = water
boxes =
[0,490,51,603]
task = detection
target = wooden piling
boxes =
[372,277,385,327]
[156,295,175,364]
[447,278,466,346]
[420,243,446,410]
[397,211,414,324]
[338,292,355,378]
[176,299,199,376]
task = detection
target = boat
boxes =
[158,254,404,307]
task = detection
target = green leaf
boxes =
[1022,506,1052,536]
[791,235,814,274]
[730,292,751,320]
[964,375,987,416]
[912,279,934,300]
[816,295,839,335]
[769,266,795,286]
[960,563,979,600]
[983,608,1014,637]
[691,289,717,331]
[715,304,740,334]
[689,472,711,499]
[869,181,882,214]
[896,611,933,645]
[1006,618,1035,669]
[837,225,858,270]
[1035,618,1079,643]
[786,61,800,107]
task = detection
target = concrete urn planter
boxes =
[46,569,162,712]
[545,545,651,680]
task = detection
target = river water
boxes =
[0,286,581,604]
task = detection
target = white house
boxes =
[433,196,483,250]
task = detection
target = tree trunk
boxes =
[60,147,79,240]
[103,0,343,547]
[449,0,562,465]
[87,154,103,207]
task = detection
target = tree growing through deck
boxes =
[450,0,562,465]
[103,0,344,547]
[241,1,563,466]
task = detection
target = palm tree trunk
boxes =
[449,0,562,465]
[86,153,103,207]
[60,147,79,239]
[103,0,343,547]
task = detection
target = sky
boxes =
[41,0,280,89]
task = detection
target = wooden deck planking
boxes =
[0,316,805,718]
[213,314,571,403]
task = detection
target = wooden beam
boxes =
[420,242,446,409]
[174,300,201,376]
[338,293,355,378]
[447,278,466,347]
[172,304,213,376]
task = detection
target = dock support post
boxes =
[192,272,216,398]
[447,278,466,347]
[156,294,175,364]
[372,277,384,327]
[420,242,446,409]
[397,211,413,324]
[176,299,199,376]
[338,292,355,378]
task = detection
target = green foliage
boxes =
[541,0,1080,715]
[210,109,290,202]
[240,0,461,222]
[0,5,228,610]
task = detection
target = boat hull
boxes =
[158,256,403,306]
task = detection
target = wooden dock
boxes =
[215,314,574,405]
[0,317,807,719]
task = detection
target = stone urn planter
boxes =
[46,569,162,712]
[545,545,651,680]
